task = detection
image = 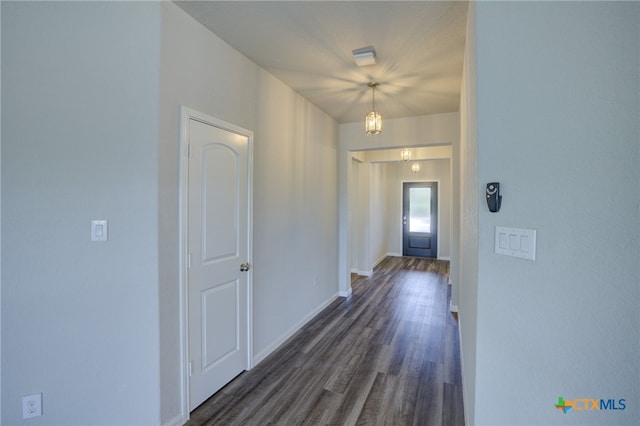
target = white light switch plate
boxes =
[495,226,536,260]
[91,220,108,242]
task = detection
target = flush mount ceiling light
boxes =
[352,46,377,67]
[400,148,412,161]
[365,82,382,135]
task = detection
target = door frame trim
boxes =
[400,179,441,259]
[178,106,254,422]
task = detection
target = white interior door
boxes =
[187,116,251,411]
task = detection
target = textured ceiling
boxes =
[176,1,468,124]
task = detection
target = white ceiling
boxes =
[175,1,468,124]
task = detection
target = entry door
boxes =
[187,117,251,410]
[402,182,438,258]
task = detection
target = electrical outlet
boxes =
[22,393,42,419]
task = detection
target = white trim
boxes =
[162,414,184,426]
[449,300,459,313]
[178,106,254,423]
[439,256,451,261]
[357,269,373,277]
[339,288,353,298]
[457,313,469,426]
[387,252,402,258]
[252,293,340,366]
[339,151,354,299]
[373,254,387,268]
[178,108,189,424]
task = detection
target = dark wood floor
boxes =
[186,256,465,425]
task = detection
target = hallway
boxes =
[187,256,464,425]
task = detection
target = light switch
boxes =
[91,220,108,242]
[495,226,536,260]
[499,233,508,249]
[509,234,518,251]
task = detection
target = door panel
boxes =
[202,144,238,261]
[188,118,249,411]
[403,182,438,258]
[202,280,238,370]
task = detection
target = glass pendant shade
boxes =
[365,82,382,135]
[400,148,412,161]
[411,162,420,173]
[365,110,382,135]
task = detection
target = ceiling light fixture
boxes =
[411,162,420,174]
[400,148,412,161]
[365,82,382,135]
[352,46,376,67]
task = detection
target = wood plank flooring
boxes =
[186,256,465,425]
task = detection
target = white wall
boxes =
[340,113,460,152]
[467,2,640,424]
[252,70,339,360]
[364,145,452,163]
[458,2,479,423]
[349,158,360,272]
[2,2,340,424]
[368,163,388,267]
[356,158,371,275]
[2,2,162,424]
[0,2,3,420]
[159,3,339,423]
[350,159,388,275]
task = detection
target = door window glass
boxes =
[409,187,431,233]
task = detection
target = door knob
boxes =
[240,263,250,272]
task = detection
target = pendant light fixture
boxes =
[411,162,421,174]
[400,148,412,161]
[365,82,382,135]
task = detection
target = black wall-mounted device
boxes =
[486,182,502,213]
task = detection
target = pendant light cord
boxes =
[372,85,376,111]
[369,82,378,112]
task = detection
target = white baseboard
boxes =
[457,313,469,426]
[373,254,387,268]
[252,293,339,366]
[386,253,448,260]
[339,287,352,297]
[350,268,358,274]
[163,414,185,426]
[449,300,459,313]
[357,269,373,277]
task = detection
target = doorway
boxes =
[179,107,253,416]
[402,181,438,258]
